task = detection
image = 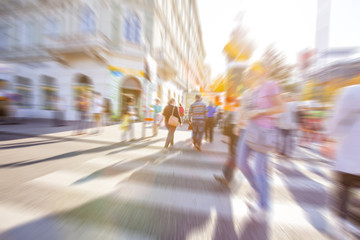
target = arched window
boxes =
[40,75,57,110]
[15,76,32,108]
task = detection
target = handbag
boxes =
[245,121,276,153]
[168,106,179,127]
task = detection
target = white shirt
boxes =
[237,89,253,129]
[327,85,360,175]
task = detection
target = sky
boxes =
[197,0,317,79]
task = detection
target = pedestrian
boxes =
[216,62,284,220]
[103,98,113,126]
[120,97,136,141]
[162,98,182,152]
[53,95,65,127]
[275,93,298,158]
[92,92,103,134]
[189,94,207,151]
[326,84,360,238]
[238,62,284,221]
[179,103,185,123]
[205,102,217,143]
[75,91,90,135]
[152,98,162,136]
[216,108,224,128]
[214,73,257,186]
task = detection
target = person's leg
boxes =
[170,126,175,146]
[164,125,174,148]
[254,151,270,210]
[129,122,134,140]
[287,130,294,156]
[333,172,360,220]
[237,138,258,192]
[78,112,85,133]
[282,129,288,155]
[209,118,214,142]
[197,121,205,147]
[192,121,199,146]
[205,119,209,141]
[153,119,157,136]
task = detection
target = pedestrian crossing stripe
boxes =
[1,153,334,239]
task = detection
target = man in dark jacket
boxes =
[162,98,182,151]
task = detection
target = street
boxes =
[0,123,336,239]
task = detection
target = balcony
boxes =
[153,48,177,80]
[43,33,111,64]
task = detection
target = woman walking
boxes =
[162,98,182,152]
[236,62,284,220]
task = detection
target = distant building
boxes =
[0,0,205,120]
[298,0,360,102]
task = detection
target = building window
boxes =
[124,13,141,44]
[45,18,59,38]
[0,25,10,50]
[79,5,95,33]
[15,76,32,108]
[40,75,57,110]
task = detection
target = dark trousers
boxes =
[223,128,242,182]
[205,117,215,142]
[332,172,360,220]
[53,111,64,126]
[277,128,294,156]
[77,111,88,133]
[164,123,176,148]
[192,120,205,147]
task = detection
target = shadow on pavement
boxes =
[274,159,330,234]
[0,138,71,150]
[0,138,165,169]
[0,145,245,240]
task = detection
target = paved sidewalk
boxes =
[0,119,229,154]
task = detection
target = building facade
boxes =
[299,0,360,102]
[148,0,205,104]
[0,0,205,120]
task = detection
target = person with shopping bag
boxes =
[162,98,182,152]
[238,62,284,221]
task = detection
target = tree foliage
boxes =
[261,46,294,82]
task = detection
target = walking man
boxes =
[205,102,217,143]
[75,91,90,135]
[189,94,207,151]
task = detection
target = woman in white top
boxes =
[327,84,360,237]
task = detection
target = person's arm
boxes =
[188,105,193,122]
[204,105,207,120]
[327,88,355,139]
[176,107,182,124]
